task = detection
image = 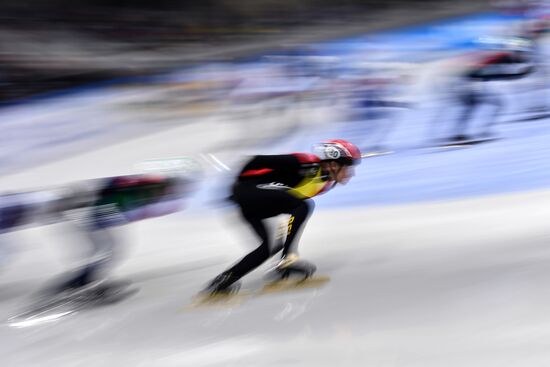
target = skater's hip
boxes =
[231,183,308,219]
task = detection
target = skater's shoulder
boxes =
[242,153,314,168]
[291,152,321,164]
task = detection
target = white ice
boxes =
[2,35,550,367]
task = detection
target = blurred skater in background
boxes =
[1,159,198,301]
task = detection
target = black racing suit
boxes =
[221,153,334,284]
[452,50,534,140]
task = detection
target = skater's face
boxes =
[328,162,355,185]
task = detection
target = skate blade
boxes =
[259,275,331,294]
[181,291,251,311]
[423,144,472,151]
[425,138,499,151]
[7,283,139,327]
[7,309,76,328]
[7,297,82,328]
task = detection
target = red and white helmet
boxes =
[313,139,361,165]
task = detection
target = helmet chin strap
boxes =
[329,162,344,184]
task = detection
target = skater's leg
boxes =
[54,204,126,293]
[480,93,503,137]
[451,92,477,141]
[206,187,309,292]
[59,227,120,290]
[269,217,287,256]
[281,199,314,258]
[228,215,272,278]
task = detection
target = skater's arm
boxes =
[239,155,304,178]
[468,53,534,80]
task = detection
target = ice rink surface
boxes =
[3,12,550,367]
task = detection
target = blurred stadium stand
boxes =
[0,0,490,103]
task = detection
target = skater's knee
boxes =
[294,199,314,217]
[294,201,314,223]
[249,241,271,263]
[257,243,271,261]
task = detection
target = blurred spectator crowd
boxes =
[0,0,484,103]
